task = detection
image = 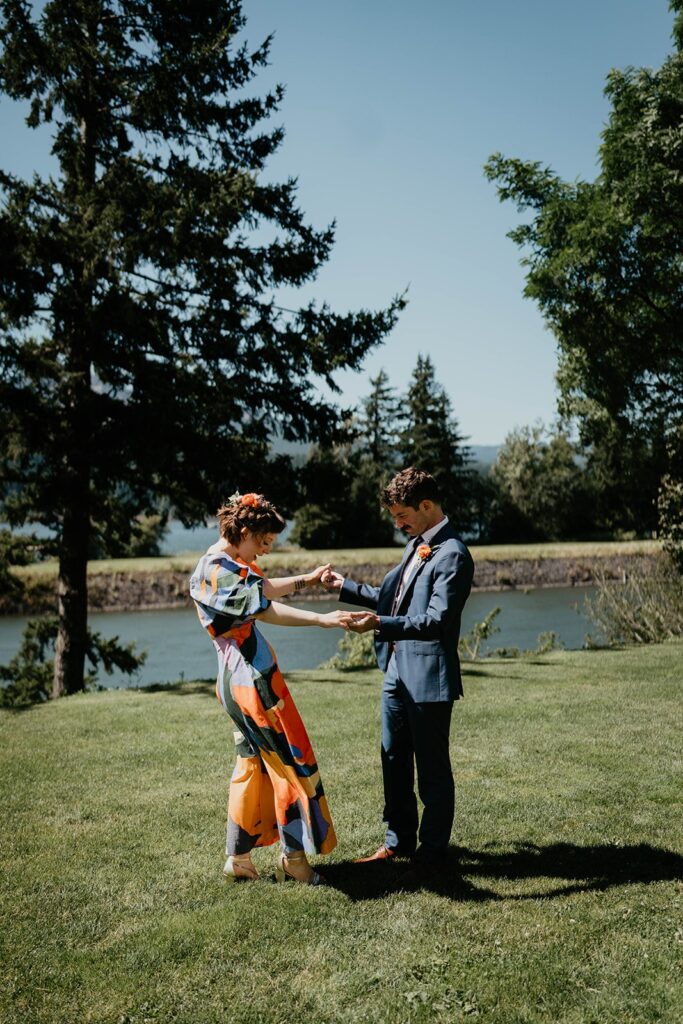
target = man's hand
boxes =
[341,611,380,633]
[320,567,344,592]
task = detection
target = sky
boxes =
[0,0,676,443]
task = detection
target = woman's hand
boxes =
[303,563,333,588]
[318,610,351,629]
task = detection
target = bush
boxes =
[534,631,564,654]
[323,630,377,671]
[585,557,683,645]
[458,608,501,660]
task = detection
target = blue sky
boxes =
[0,1,675,443]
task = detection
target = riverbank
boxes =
[1,642,681,1024]
[4,540,662,615]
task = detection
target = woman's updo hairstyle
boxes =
[217,493,286,545]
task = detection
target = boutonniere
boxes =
[417,543,433,562]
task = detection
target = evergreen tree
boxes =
[291,370,401,549]
[290,440,396,549]
[349,368,399,546]
[398,355,473,528]
[357,368,399,470]
[346,456,396,546]
[0,0,403,696]
[289,442,352,549]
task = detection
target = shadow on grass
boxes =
[135,672,381,695]
[461,666,499,679]
[138,680,215,696]
[322,841,683,903]
[289,672,382,687]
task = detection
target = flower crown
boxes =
[228,490,264,509]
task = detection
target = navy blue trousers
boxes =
[381,655,455,858]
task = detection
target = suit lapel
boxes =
[394,522,454,613]
[395,553,428,613]
[388,538,419,614]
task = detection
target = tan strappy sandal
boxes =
[275,851,326,887]
[223,854,260,883]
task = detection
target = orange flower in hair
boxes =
[241,493,261,508]
[417,544,432,561]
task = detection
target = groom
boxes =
[323,467,474,871]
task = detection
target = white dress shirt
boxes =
[393,515,449,608]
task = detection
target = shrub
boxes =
[585,557,683,645]
[458,608,501,661]
[489,631,564,659]
[323,630,377,671]
[534,631,564,654]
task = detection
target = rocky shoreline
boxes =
[2,553,659,615]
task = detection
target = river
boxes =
[0,586,598,688]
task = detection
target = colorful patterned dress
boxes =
[190,550,336,858]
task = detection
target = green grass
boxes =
[12,539,663,579]
[1,643,681,1024]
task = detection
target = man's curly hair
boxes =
[381,467,441,509]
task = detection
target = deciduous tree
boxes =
[485,0,683,541]
[489,423,593,541]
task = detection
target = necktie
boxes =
[391,536,423,614]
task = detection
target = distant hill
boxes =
[271,439,501,468]
[470,445,500,468]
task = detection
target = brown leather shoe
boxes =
[353,845,398,864]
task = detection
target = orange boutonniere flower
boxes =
[241,493,261,508]
[417,543,432,561]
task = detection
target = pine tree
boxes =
[398,355,473,528]
[290,438,396,549]
[0,0,403,696]
[357,369,399,471]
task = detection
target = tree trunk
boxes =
[52,496,90,698]
[52,30,97,700]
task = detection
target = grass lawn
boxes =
[1,643,681,1024]
[12,539,663,579]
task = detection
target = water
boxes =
[0,518,292,556]
[161,519,295,554]
[0,587,596,688]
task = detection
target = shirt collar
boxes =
[420,515,448,547]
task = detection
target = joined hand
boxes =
[305,563,333,588]
[320,567,344,592]
[340,612,380,634]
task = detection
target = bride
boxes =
[190,492,347,886]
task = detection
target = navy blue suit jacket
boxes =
[339,521,474,702]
